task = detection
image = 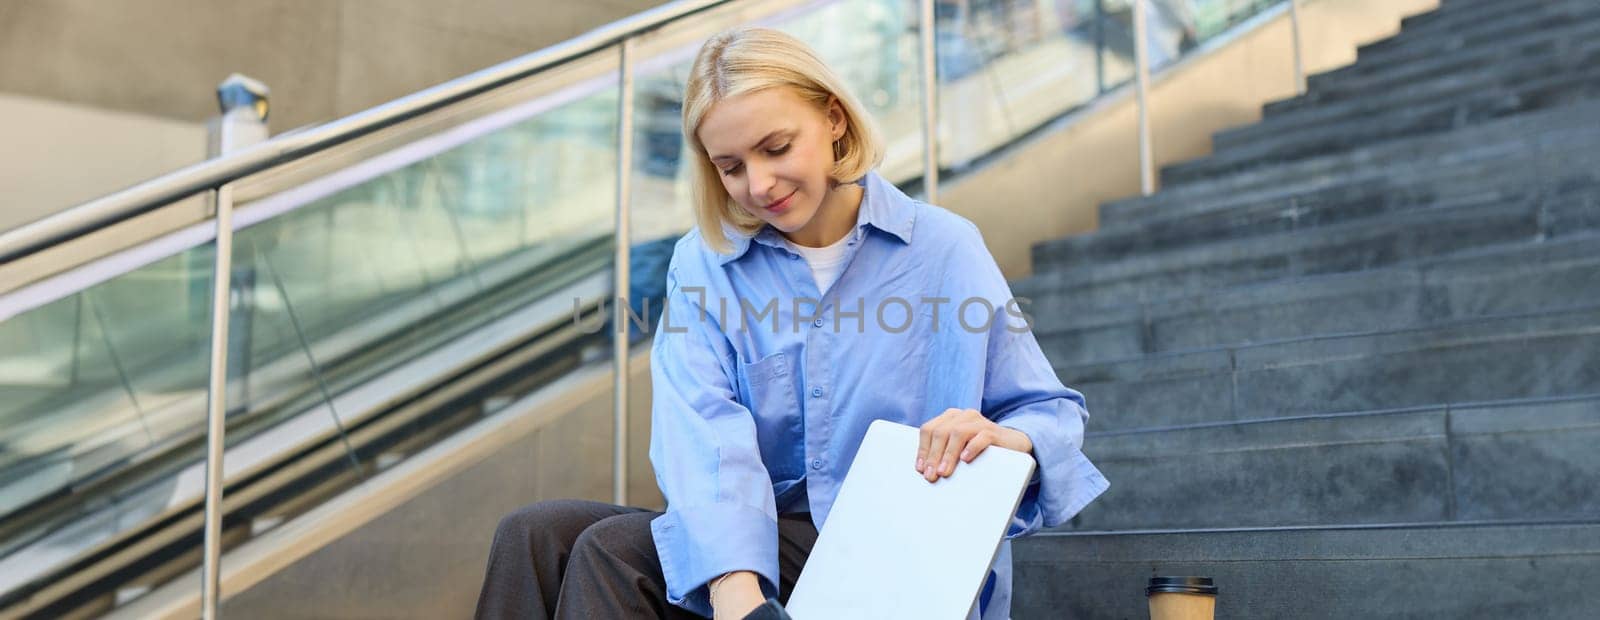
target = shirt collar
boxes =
[715,169,916,266]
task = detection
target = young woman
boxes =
[476,26,1108,620]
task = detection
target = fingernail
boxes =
[916,458,924,471]
[961,450,971,461]
[941,459,951,474]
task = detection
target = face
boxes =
[697,87,848,242]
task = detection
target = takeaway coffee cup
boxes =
[1146,576,1217,620]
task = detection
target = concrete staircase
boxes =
[1009,0,1600,616]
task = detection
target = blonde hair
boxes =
[681,26,885,255]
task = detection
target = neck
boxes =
[784,182,864,248]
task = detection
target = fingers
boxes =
[917,415,936,473]
[939,430,969,476]
[960,430,995,464]
[918,409,1002,483]
[919,409,959,482]
[923,426,950,482]
[921,409,997,482]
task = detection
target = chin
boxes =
[774,209,815,233]
[756,206,808,232]
[770,217,801,233]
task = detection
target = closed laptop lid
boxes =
[785,419,1036,620]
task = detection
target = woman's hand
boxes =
[916,408,1034,482]
[710,571,766,620]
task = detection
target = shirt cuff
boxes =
[651,502,781,617]
[1000,409,1110,534]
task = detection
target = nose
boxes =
[747,160,779,204]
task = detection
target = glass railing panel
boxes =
[78,251,214,454]
[0,257,209,514]
[938,0,1113,168]
[1128,0,1289,74]
[230,84,623,423]
[1186,0,1280,43]
[1094,0,1139,92]
[0,292,149,521]
[0,192,218,598]
[937,0,1289,168]
[1142,0,1195,70]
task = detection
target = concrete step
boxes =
[1298,15,1600,110]
[1053,304,1600,432]
[1267,18,1600,123]
[1067,395,1600,531]
[1097,101,1600,228]
[1029,184,1582,308]
[1020,232,1600,366]
[1079,166,1512,267]
[1045,122,1598,266]
[1221,34,1600,155]
[1328,0,1600,93]
[1377,0,1569,47]
[1012,520,1600,618]
[1161,62,1600,186]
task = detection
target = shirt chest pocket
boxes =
[735,351,804,478]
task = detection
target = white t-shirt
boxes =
[785,231,853,295]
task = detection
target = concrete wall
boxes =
[0,0,668,133]
[0,93,206,231]
[943,0,1442,280]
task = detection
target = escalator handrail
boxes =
[0,0,733,266]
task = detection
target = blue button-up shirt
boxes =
[648,169,1109,619]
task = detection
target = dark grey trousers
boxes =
[474,499,818,619]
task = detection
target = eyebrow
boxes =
[709,129,791,162]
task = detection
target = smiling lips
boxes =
[765,190,796,213]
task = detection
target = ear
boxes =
[827,95,847,141]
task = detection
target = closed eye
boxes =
[719,144,790,176]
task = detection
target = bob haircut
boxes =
[681,26,886,255]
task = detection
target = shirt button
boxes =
[811,459,824,470]
[811,387,823,398]
[790,254,801,260]
[813,318,824,328]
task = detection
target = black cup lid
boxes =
[1147,576,1218,596]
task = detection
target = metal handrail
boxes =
[1136,0,1154,196]
[0,0,735,266]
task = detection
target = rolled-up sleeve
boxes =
[954,222,1110,539]
[648,265,781,617]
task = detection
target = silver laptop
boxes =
[785,420,1036,620]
